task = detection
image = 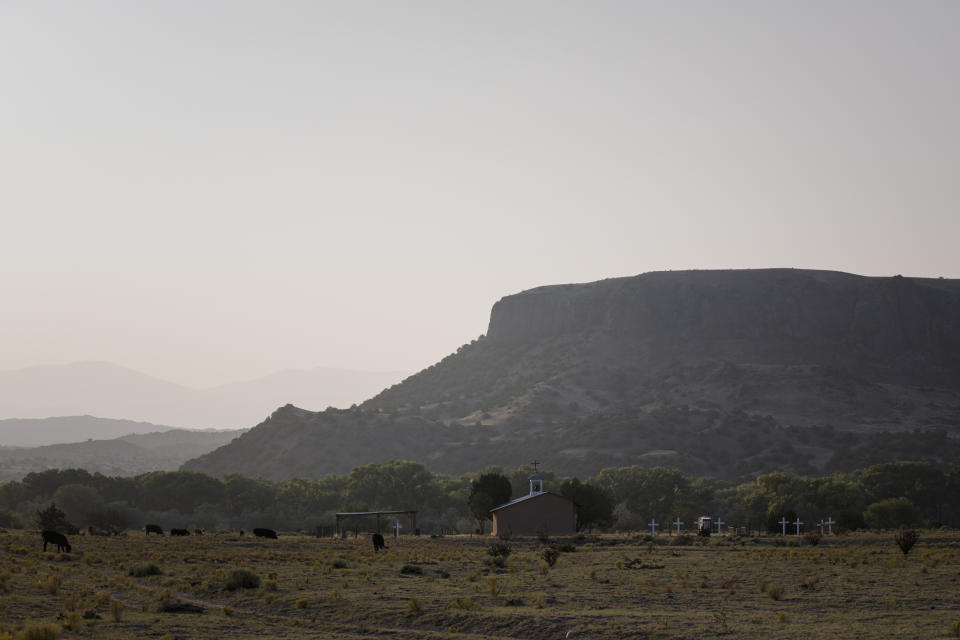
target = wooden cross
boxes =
[715,517,725,535]
[531,461,540,472]
[674,517,683,535]
[824,517,836,535]
[779,517,789,536]
[648,519,659,536]
[793,517,803,536]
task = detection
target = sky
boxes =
[2,1,958,389]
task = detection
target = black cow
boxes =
[170,528,190,536]
[194,528,204,536]
[372,533,387,551]
[253,527,277,539]
[42,530,71,553]
[145,524,164,536]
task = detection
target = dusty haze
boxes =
[2,1,958,390]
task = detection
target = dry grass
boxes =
[0,529,957,639]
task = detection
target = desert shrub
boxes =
[894,529,919,556]
[295,597,309,609]
[766,583,785,601]
[487,542,512,558]
[406,597,423,614]
[110,598,124,622]
[671,534,694,546]
[21,624,61,640]
[452,597,473,610]
[399,564,423,575]
[557,542,576,552]
[484,555,506,569]
[541,546,560,567]
[803,532,821,546]
[225,569,260,590]
[331,558,347,569]
[40,575,62,595]
[129,563,162,577]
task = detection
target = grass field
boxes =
[1,528,958,639]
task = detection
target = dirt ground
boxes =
[1,528,958,639]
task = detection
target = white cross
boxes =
[793,517,803,536]
[393,521,403,539]
[824,517,836,535]
[674,517,683,535]
[715,518,725,535]
[648,519,659,536]
[817,520,825,535]
[779,517,788,536]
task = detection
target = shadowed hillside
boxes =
[184,269,960,480]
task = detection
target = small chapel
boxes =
[489,473,577,537]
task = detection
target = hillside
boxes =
[0,363,405,429]
[0,427,246,481]
[184,269,960,481]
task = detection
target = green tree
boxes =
[35,503,76,533]
[864,497,921,529]
[52,484,104,528]
[468,472,512,534]
[558,478,613,531]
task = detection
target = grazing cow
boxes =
[372,532,387,551]
[42,530,71,553]
[145,524,164,536]
[253,527,277,539]
[194,528,203,536]
[170,528,190,536]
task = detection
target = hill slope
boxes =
[183,269,960,480]
[0,426,245,480]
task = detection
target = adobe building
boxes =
[490,474,577,537]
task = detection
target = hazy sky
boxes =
[3,1,958,388]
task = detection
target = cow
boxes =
[145,524,164,536]
[253,527,277,539]
[170,528,190,536]
[372,532,387,551]
[193,528,204,536]
[42,530,71,553]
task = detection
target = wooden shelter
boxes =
[334,510,417,537]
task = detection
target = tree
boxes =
[559,478,613,532]
[864,497,921,530]
[468,473,512,534]
[35,503,76,534]
[52,483,104,528]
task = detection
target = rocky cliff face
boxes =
[486,269,960,386]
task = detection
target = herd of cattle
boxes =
[37,525,302,553]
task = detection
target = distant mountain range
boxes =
[184,269,960,481]
[0,362,406,429]
[0,418,245,480]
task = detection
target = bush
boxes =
[487,542,512,558]
[129,563,162,577]
[225,569,260,590]
[803,533,821,546]
[671,534,694,546]
[894,529,919,556]
[399,564,423,575]
[541,547,560,568]
[21,624,61,640]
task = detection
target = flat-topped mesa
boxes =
[486,269,960,385]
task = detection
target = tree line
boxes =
[0,459,956,535]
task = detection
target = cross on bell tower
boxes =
[528,461,544,495]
